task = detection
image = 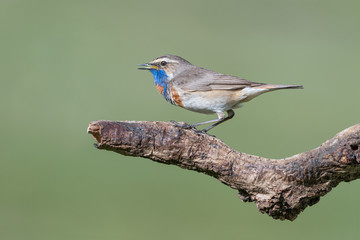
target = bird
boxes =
[138,55,303,133]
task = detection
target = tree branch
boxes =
[87,120,360,221]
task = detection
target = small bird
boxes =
[138,55,303,133]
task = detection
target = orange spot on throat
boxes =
[155,84,165,95]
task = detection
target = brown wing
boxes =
[171,67,263,92]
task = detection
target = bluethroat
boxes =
[138,55,303,133]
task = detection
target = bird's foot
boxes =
[190,128,216,137]
[198,129,216,137]
[170,121,216,137]
[170,120,194,129]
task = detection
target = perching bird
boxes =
[138,55,303,133]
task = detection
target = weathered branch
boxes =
[87,120,360,221]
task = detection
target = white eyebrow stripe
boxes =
[165,59,179,63]
[156,58,179,63]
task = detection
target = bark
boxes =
[87,120,360,221]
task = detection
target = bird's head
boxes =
[138,55,192,82]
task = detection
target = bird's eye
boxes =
[160,61,167,67]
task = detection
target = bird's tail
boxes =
[255,84,303,91]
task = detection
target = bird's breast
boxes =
[169,88,184,107]
[155,84,165,95]
[165,86,269,114]
[168,88,242,113]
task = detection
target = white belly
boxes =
[176,87,268,114]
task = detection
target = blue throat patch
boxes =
[149,69,168,97]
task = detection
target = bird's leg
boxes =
[171,110,235,133]
[201,110,235,133]
[171,118,221,129]
[188,118,221,127]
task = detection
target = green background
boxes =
[1,0,360,239]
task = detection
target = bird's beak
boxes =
[138,63,157,70]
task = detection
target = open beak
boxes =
[138,63,155,70]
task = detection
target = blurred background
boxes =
[1,0,360,239]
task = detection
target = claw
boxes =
[170,121,216,137]
[170,120,193,129]
[200,129,216,137]
[190,128,216,137]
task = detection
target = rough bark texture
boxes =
[87,120,360,221]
